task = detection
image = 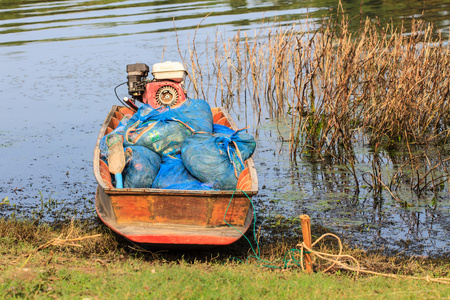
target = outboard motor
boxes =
[126,61,187,109]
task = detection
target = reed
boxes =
[177,7,449,194]
[179,10,450,154]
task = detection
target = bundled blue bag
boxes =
[124,118,193,156]
[212,125,256,161]
[123,99,214,156]
[125,98,213,134]
[181,133,252,190]
[213,123,235,135]
[122,146,161,188]
[164,182,215,190]
[170,99,214,133]
[152,154,213,190]
[227,130,256,161]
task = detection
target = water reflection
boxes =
[1,0,449,46]
[253,114,450,256]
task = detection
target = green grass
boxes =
[1,218,449,299]
[2,258,450,299]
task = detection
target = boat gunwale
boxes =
[102,187,257,196]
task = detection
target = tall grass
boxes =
[179,10,450,153]
[177,7,450,194]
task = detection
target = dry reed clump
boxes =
[0,218,50,245]
[179,12,450,156]
[0,218,121,260]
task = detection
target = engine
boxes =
[126,61,187,109]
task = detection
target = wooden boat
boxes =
[93,105,258,248]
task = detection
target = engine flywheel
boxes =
[155,85,179,107]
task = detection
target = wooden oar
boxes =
[106,133,125,189]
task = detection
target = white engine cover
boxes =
[152,61,187,83]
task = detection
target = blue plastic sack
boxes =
[122,146,161,188]
[164,181,215,190]
[152,154,214,190]
[181,133,247,190]
[170,99,214,133]
[228,130,256,161]
[212,125,256,161]
[123,99,214,156]
[124,118,192,156]
[125,98,213,134]
[213,123,235,135]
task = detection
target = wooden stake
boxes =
[300,214,313,273]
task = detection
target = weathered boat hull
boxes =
[93,105,258,247]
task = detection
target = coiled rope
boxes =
[297,234,450,284]
[226,190,450,284]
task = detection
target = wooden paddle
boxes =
[106,133,126,189]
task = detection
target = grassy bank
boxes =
[1,218,449,299]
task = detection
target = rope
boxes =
[224,190,306,269]
[224,189,260,258]
[296,233,450,284]
[225,193,450,284]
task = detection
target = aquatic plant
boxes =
[177,4,450,195]
[182,16,449,150]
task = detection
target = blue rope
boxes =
[224,189,260,257]
[224,189,306,269]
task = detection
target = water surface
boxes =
[1,0,450,256]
